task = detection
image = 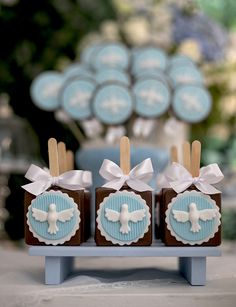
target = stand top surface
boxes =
[28,240,221,257]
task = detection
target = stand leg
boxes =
[45,256,74,285]
[179,257,206,286]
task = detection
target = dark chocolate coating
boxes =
[161,185,221,246]
[24,187,89,246]
[95,185,152,246]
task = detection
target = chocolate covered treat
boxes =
[95,136,153,246]
[22,138,92,246]
[158,141,223,246]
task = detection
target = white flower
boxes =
[178,39,202,63]
[122,17,151,46]
[100,20,120,40]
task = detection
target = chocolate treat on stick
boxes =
[158,141,223,246]
[23,138,92,245]
[95,136,153,246]
[155,145,179,240]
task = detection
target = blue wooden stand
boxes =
[28,240,220,286]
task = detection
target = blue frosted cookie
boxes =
[165,190,221,245]
[61,77,96,120]
[172,85,212,123]
[133,78,170,118]
[30,71,63,111]
[96,190,151,245]
[92,83,133,125]
[27,190,80,245]
[93,43,129,71]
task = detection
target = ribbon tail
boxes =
[22,180,50,196]
[195,182,221,194]
[169,180,192,193]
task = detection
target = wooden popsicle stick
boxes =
[120,136,130,174]
[66,150,74,171]
[48,138,59,177]
[191,140,201,177]
[58,142,67,174]
[183,141,191,172]
[170,145,178,163]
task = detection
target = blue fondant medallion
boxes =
[172,85,212,123]
[96,68,130,85]
[92,84,133,125]
[30,71,63,111]
[61,78,96,120]
[97,191,151,245]
[27,190,80,245]
[166,190,221,245]
[133,78,170,118]
[132,47,168,76]
[64,64,94,80]
[93,43,129,71]
[168,65,203,87]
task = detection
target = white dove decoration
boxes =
[32,203,74,234]
[172,202,218,233]
[105,204,146,234]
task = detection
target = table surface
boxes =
[1,242,236,307]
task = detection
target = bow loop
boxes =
[157,162,223,194]
[22,164,92,196]
[99,158,153,192]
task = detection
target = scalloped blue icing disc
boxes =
[133,78,170,118]
[93,43,130,71]
[172,85,212,123]
[97,191,151,245]
[61,78,96,120]
[27,191,80,245]
[169,55,195,68]
[166,190,220,245]
[93,83,133,125]
[80,43,101,66]
[64,64,94,80]
[168,65,203,87]
[30,71,63,111]
[96,68,130,85]
[132,47,168,75]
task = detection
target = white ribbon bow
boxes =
[22,164,92,196]
[99,158,153,191]
[157,162,224,194]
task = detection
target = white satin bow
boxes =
[157,162,224,194]
[22,164,92,196]
[99,158,153,191]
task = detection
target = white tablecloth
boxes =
[0,244,236,307]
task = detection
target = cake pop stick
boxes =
[58,142,68,174]
[170,145,178,163]
[66,150,74,171]
[48,138,59,177]
[191,140,201,177]
[183,141,191,173]
[120,136,130,174]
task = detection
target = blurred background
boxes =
[0,0,236,246]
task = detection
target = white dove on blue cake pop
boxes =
[172,202,218,233]
[105,204,146,234]
[32,203,74,234]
